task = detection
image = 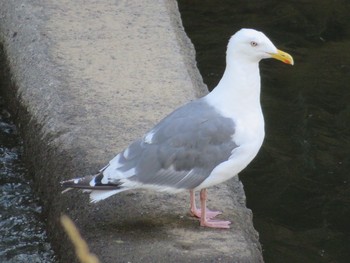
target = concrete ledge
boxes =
[0,0,263,262]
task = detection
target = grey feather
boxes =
[103,98,237,190]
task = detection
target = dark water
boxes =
[0,97,56,263]
[178,1,350,262]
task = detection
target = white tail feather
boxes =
[61,187,73,194]
[89,189,127,203]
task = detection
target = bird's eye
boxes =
[250,41,258,47]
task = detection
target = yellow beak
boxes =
[270,49,294,65]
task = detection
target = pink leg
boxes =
[189,190,222,219]
[200,189,231,229]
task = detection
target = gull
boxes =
[61,28,293,229]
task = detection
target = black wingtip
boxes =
[61,174,97,189]
[60,173,123,191]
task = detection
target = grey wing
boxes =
[103,99,237,190]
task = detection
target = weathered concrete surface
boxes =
[0,0,263,262]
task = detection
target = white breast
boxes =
[197,96,265,189]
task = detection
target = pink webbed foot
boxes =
[190,208,222,220]
[200,218,231,229]
[190,190,222,219]
[196,188,231,229]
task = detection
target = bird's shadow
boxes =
[82,213,200,246]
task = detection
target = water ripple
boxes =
[0,97,56,262]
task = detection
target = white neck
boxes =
[205,58,261,118]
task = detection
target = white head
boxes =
[226,28,294,65]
